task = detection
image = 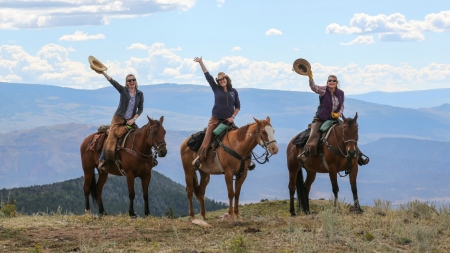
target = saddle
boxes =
[87,124,110,151]
[187,124,238,152]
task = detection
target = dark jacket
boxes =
[109,79,144,119]
[315,87,344,121]
[204,72,240,119]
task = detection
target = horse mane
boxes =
[235,122,259,142]
[345,117,355,127]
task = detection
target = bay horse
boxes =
[180,117,279,220]
[286,113,362,216]
[80,116,167,217]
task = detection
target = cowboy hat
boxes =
[293,58,311,76]
[215,72,231,83]
[88,55,108,72]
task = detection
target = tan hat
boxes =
[88,55,108,72]
[216,72,230,82]
[293,58,311,76]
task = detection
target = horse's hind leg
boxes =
[198,170,210,220]
[349,166,363,213]
[126,175,137,217]
[303,170,316,214]
[141,172,151,216]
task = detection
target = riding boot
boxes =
[193,117,220,169]
[303,118,323,157]
[357,148,370,166]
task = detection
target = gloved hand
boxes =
[308,69,313,79]
[331,112,340,119]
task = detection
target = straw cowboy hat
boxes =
[88,55,108,72]
[215,72,230,82]
[292,58,311,76]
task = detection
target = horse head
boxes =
[340,112,359,158]
[253,116,279,155]
[146,116,167,157]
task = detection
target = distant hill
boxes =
[0,171,227,217]
[2,82,450,143]
[347,88,450,109]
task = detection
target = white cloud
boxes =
[2,42,450,93]
[59,31,105,41]
[0,0,196,29]
[340,36,375,46]
[231,46,241,51]
[127,43,149,50]
[217,0,225,7]
[326,10,450,42]
[265,28,282,36]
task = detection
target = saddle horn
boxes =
[292,58,311,76]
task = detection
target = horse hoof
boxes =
[130,215,137,219]
[290,213,296,217]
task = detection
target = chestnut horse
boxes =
[80,116,167,217]
[286,113,362,216]
[180,117,279,220]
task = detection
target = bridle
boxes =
[251,124,277,165]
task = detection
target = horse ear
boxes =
[354,112,358,122]
[159,116,164,125]
[266,116,270,123]
[147,115,153,123]
[253,117,261,126]
[342,113,347,123]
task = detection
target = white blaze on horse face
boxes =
[263,125,279,154]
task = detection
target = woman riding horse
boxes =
[192,57,241,169]
[95,71,144,172]
[298,70,369,166]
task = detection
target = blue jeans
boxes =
[99,149,105,162]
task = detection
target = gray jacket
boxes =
[109,79,144,119]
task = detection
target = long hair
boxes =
[125,74,138,89]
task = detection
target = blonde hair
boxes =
[125,74,138,89]
[326,75,340,89]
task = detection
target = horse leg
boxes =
[288,168,298,216]
[184,169,197,220]
[224,170,235,218]
[96,172,109,216]
[328,171,339,210]
[303,170,316,214]
[233,171,248,218]
[349,166,363,213]
[83,169,97,215]
[126,175,137,217]
[198,170,210,220]
[141,172,151,216]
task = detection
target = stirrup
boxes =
[192,156,202,169]
[98,160,107,173]
[297,151,307,163]
[248,162,255,171]
[358,154,369,166]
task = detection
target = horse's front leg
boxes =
[224,170,235,218]
[349,165,363,213]
[141,171,151,216]
[96,172,109,216]
[126,175,137,217]
[233,170,248,218]
[328,170,339,210]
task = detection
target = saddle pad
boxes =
[187,130,206,151]
[320,119,338,132]
[292,128,310,148]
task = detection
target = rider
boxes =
[298,70,369,165]
[96,71,144,172]
[192,57,241,169]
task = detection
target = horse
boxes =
[286,113,362,216]
[80,116,167,217]
[180,117,279,220]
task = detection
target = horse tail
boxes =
[89,170,98,206]
[192,171,200,199]
[296,167,310,214]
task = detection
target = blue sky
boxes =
[1,0,450,94]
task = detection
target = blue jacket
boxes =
[109,79,144,119]
[204,72,240,119]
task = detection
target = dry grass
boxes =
[1,199,449,252]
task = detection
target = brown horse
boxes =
[180,117,279,220]
[286,113,362,216]
[80,116,167,217]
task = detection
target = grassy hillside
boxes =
[1,199,449,252]
[0,171,227,217]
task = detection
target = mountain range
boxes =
[0,82,449,207]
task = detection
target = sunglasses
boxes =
[328,80,337,83]
[218,78,226,82]
[127,78,136,82]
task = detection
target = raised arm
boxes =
[194,57,208,73]
[96,70,112,81]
